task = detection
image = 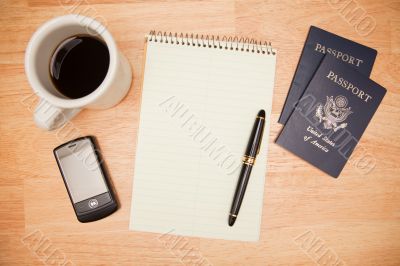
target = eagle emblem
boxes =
[315,95,352,132]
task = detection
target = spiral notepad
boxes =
[130,31,276,241]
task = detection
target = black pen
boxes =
[228,110,265,226]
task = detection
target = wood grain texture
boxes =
[0,0,399,265]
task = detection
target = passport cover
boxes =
[278,26,377,125]
[276,55,386,177]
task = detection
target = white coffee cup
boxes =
[25,14,132,130]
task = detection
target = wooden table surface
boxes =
[1,0,399,265]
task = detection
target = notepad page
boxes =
[130,38,276,241]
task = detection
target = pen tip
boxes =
[228,215,236,226]
[258,109,265,118]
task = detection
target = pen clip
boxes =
[256,122,265,156]
[256,140,262,155]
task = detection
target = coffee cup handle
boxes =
[34,99,81,130]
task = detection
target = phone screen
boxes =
[55,138,108,203]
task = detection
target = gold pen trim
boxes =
[242,155,255,165]
[256,116,265,120]
[230,214,237,217]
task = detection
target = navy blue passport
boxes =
[276,55,386,178]
[278,26,377,125]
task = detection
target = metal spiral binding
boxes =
[147,31,275,55]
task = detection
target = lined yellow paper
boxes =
[129,36,276,241]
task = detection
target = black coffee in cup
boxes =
[50,35,109,99]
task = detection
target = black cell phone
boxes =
[53,136,117,222]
